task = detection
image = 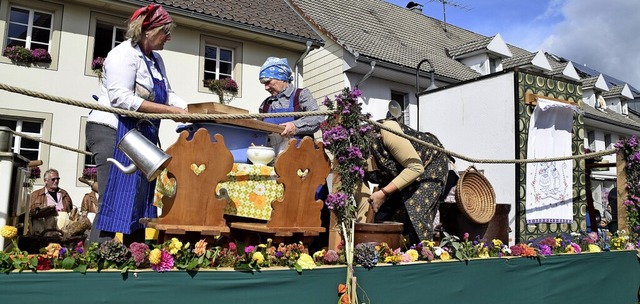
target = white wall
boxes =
[348,75,420,129]
[419,72,518,242]
[460,54,489,75]
[582,89,596,108]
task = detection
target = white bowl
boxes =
[247,145,275,165]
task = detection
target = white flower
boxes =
[434,247,443,257]
[253,184,266,196]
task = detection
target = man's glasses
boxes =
[48,178,61,181]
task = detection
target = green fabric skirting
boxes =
[0,251,637,303]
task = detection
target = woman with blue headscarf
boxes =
[258,57,323,153]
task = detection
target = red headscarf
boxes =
[129,4,173,30]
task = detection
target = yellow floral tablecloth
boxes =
[153,164,283,220]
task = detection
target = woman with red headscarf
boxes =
[87,4,189,245]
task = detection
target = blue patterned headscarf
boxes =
[259,57,292,82]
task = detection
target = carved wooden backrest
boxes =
[159,129,234,226]
[269,137,331,228]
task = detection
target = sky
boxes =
[385,0,640,89]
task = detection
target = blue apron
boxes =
[263,92,296,125]
[95,52,167,234]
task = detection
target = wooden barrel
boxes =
[354,221,403,249]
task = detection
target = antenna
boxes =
[426,0,470,32]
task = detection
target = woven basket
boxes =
[455,166,496,224]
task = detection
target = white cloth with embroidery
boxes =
[526,98,578,224]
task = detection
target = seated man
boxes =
[30,168,73,212]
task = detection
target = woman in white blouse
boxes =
[86,4,188,245]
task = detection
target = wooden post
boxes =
[616,151,628,231]
[328,171,342,250]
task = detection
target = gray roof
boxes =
[602,85,627,99]
[542,52,572,77]
[502,52,535,69]
[583,104,640,132]
[129,0,322,43]
[290,0,484,81]
[581,76,598,89]
[447,36,493,58]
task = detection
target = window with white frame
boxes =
[204,45,233,81]
[5,6,52,50]
[93,22,126,59]
[0,1,62,68]
[391,91,409,126]
[85,12,127,76]
[604,134,612,149]
[0,117,41,160]
[622,101,629,115]
[199,35,243,95]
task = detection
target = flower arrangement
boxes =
[31,48,51,63]
[0,225,637,274]
[92,57,105,82]
[82,167,97,181]
[28,166,41,184]
[320,88,374,232]
[2,46,51,65]
[320,88,375,301]
[614,135,640,242]
[2,46,34,64]
[203,78,238,104]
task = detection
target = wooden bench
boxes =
[147,126,330,245]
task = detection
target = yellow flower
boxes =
[406,249,419,262]
[313,249,326,260]
[194,240,207,257]
[422,240,435,248]
[168,238,183,255]
[587,244,601,253]
[492,239,503,247]
[0,225,17,239]
[565,244,575,254]
[296,253,316,269]
[149,248,162,265]
[384,255,402,264]
[440,250,451,261]
[478,247,489,259]
[252,252,265,265]
[555,238,561,248]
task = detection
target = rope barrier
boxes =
[367,119,616,163]
[9,130,92,155]
[0,82,617,164]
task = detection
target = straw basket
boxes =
[455,165,496,224]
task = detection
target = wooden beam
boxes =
[616,151,628,231]
[524,93,578,106]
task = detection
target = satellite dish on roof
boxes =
[388,100,402,119]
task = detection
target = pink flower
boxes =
[151,250,174,272]
[229,242,236,251]
[571,243,581,254]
